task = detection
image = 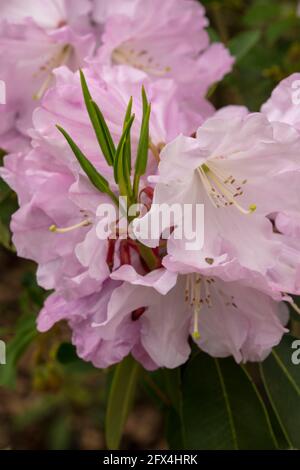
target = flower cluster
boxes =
[1,0,300,370]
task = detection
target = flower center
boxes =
[33,44,72,100]
[197,162,256,215]
[112,43,171,77]
[185,273,214,340]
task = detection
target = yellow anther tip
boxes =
[249,204,257,213]
[49,225,57,232]
[192,332,201,341]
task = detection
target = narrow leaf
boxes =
[123,97,133,174]
[133,93,151,198]
[105,355,140,450]
[114,115,135,199]
[91,100,116,162]
[57,125,117,204]
[80,70,115,165]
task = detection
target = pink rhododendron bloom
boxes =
[91,0,234,119]
[259,74,300,240]
[133,112,300,294]
[0,64,201,299]
[0,1,95,151]
[92,0,140,24]
[261,73,300,129]
[0,0,92,30]
[87,265,286,367]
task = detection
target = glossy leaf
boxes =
[105,355,141,450]
[260,335,300,449]
[181,353,277,449]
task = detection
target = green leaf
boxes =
[80,70,115,166]
[105,355,140,450]
[0,314,38,388]
[91,100,116,163]
[166,407,185,450]
[56,125,118,205]
[123,97,133,174]
[181,353,277,449]
[114,114,135,197]
[229,30,261,62]
[133,89,151,198]
[260,335,300,449]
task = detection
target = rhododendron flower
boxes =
[60,264,286,368]
[0,65,201,299]
[261,73,300,129]
[0,1,95,151]
[133,112,300,294]
[0,0,92,30]
[92,0,234,118]
[260,74,300,241]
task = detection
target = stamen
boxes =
[198,161,256,215]
[112,45,171,77]
[49,219,91,233]
[33,45,71,100]
[185,274,215,340]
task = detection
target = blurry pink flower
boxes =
[0,2,95,151]
[0,0,92,30]
[91,0,234,117]
[133,112,300,294]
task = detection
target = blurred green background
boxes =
[1,0,300,450]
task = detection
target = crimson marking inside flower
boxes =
[131,307,147,321]
[112,44,171,77]
[198,162,256,214]
[33,44,72,100]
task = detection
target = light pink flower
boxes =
[91,0,234,119]
[261,73,300,129]
[260,74,300,240]
[0,2,95,151]
[0,64,201,299]
[0,0,92,30]
[133,112,300,294]
[91,265,286,366]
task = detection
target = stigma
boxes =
[49,218,91,234]
[197,162,256,215]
